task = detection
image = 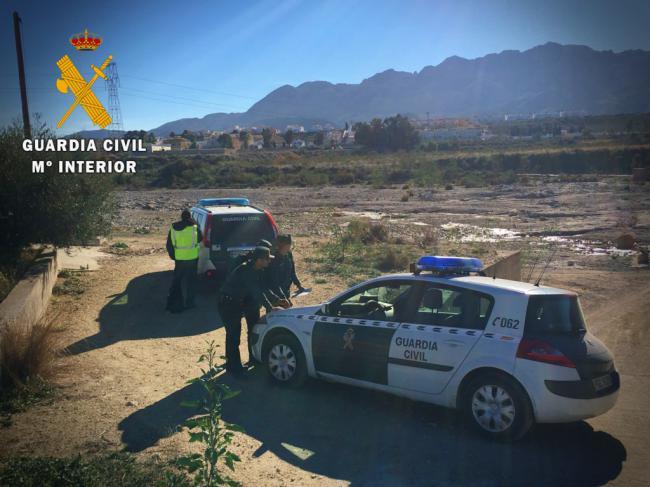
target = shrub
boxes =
[375,248,410,272]
[0,121,115,252]
[53,274,85,295]
[0,315,63,391]
[344,219,389,244]
[416,227,438,251]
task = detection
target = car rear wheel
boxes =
[264,333,307,387]
[462,372,533,441]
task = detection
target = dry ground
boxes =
[1,178,649,486]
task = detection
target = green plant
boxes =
[110,241,129,249]
[53,275,85,295]
[176,341,243,486]
[0,453,187,486]
[375,248,410,272]
[0,315,64,424]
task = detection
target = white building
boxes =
[151,144,172,152]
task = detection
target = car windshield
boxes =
[524,295,587,335]
[211,213,275,246]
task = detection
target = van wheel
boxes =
[263,333,307,387]
[461,372,533,441]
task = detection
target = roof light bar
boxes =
[198,197,250,207]
[415,255,483,275]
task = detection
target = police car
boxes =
[190,198,279,278]
[250,256,620,440]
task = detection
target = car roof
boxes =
[194,205,263,215]
[369,273,575,296]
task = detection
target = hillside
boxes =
[152,42,650,135]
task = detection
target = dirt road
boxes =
[1,179,649,486]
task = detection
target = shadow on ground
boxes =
[118,369,626,486]
[66,271,222,355]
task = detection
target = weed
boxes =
[110,241,129,249]
[53,274,85,295]
[0,453,187,486]
[0,314,65,423]
[176,341,243,486]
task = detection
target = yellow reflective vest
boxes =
[170,224,199,260]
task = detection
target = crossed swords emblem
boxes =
[55,54,113,129]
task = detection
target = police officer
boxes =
[231,239,273,269]
[166,209,202,312]
[269,234,305,300]
[229,239,281,364]
[219,246,289,376]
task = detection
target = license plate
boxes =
[593,374,613,391]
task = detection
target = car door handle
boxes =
[443,339,465,348]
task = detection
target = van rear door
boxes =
[211,212,275,252]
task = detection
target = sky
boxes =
[1,0,649,135]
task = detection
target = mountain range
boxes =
[151,42,650,135]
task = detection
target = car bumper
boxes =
[250,323,267,362]
[516,360,620,423]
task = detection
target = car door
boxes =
[388,281,494,395]
[311,279,416,385]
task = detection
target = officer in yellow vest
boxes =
[166,209,202,312]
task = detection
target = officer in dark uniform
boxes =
[268,234,305,300]
[229,239,281,364]
[219,246,289,376]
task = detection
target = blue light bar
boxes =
[416,255,483,274]
[198,197,250,207]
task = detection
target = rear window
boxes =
[211,213,275,246]
[524,295,586,335]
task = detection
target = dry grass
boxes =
[0,313,65,390]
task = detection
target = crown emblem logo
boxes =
[69,29,102,51]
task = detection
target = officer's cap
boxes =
[252,246,274,260]
[277,234,292,245]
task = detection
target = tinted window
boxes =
[212,213,275,246]
[330,281,415,322]
[406,283,493,330]
[525,295,586,335]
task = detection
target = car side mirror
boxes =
[320,303,329,315]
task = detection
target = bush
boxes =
[53,274,85,295]
[345,219,389,244]
[0,315,64,391]
[375,248,410,272]
[0,121,115,253]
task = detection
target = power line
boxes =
[119,86,248,110]
[119,74,257,100]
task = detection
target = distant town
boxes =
[86,112,650,155]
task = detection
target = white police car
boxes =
[251,256,619,440]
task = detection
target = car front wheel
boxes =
[462,372,533,441]
[264,333,307,387]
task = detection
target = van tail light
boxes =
[264,210,279,237]
[516,338,576,368]
[203,216,212,247]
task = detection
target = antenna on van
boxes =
[535,247,557,287]
[526,249,543,283]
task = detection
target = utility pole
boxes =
[105,62,123,137]
[13,11,31,139]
